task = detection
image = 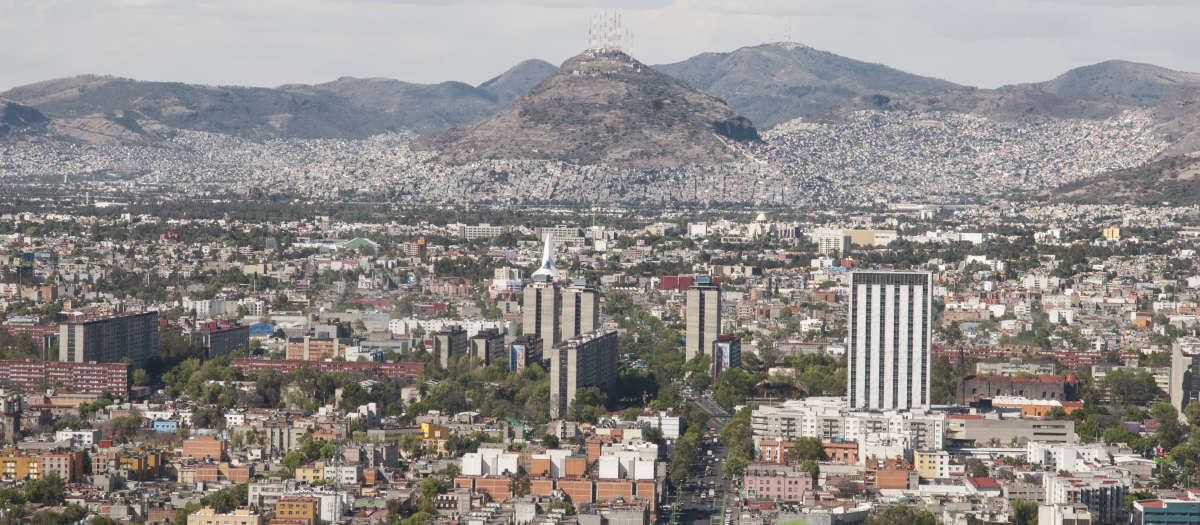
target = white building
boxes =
[461,448,519,476]
[848,271,932,410]
[1027,442,1105,472]
[55,429,100,445]
[637,412,682,438]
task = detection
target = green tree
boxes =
[283,451,305,470]
[25,471,66,505]
[863,505,937,525]
[619,408,642,421]
[970,463,989,478]
[788,437,825,462]
[723,453,749,478]
[175,502,202,525]
[798,460,819,481]
[444,463,460,480]
[133,369,151,387]
[1171,444,1198,469]
[508,472,532,497]
[1154,402,1185,450]
[1010,499,1038,525]
[319,442,338,460]
[548,502,576,515]
[203,488,240,513]
[1185,401,1200,428]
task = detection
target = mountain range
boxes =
[3,43,1200,165]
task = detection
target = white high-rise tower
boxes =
[847,271,932,410]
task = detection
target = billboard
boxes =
[510,344,527,373]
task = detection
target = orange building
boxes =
[532,479,555,497]
[822,441,859,465]
[39,451,84,483]
[197,465,220,482]
[187,507,261,525]
[758,440,793,463]
[864,457,917,490]
[272,497,319,525]
[596,481,633,502]
[563,456,587,477]
[558,479,594,503]
[183,436,227,461]
[474,477,512,500]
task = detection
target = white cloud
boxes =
[0,0,1197,92]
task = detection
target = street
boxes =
[664,405,737,525]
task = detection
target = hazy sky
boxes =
[2,0,1198,92]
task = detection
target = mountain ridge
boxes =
[652,42,966,129]
[410,50,760,169]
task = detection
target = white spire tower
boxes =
[532,235,561,281]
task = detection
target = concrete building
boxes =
[562,279,600,340]
[549,329,619,419]
[432,326,468,368]
[457,223,511,240]
[1043,472,1129,523]
[749,398,946,452]
[58,311,159,368]
[817,235,851,257]
[1027,442,1105,472]
[187,508,261,525]
[468,328,507,367]
[195,321,250,358]
[524,279,560,348]
[685,276,721,363]
[744,463,814,502]
[947,416,1076,445]
[847,271,932,410]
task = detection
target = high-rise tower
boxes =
[525,235,562,346]
[686,276,721,363]
[562,278,600,339]
[847,271,933,410]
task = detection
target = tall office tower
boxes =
[562,278,600,339]
[59,311,160,369]
[433,325,468,368]
[847,271,933,410]
[525,235,562,346]
[686,276,721,362]
[549,329,618,419]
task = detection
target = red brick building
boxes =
[0,360,130,398]
[231,359,424,381]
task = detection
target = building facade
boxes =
[58,312,159,369]
[685,277,721,363]
[848,271,932,410]
[550,329,619,419]
[0,360,130,398]
[469,328,507,367]
[433,326,468,368]
[524,280,561,347]
[562,280,600,340]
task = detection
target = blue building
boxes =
[153,420,178,433]
[1135,498,1200,524]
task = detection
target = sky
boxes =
[2,0,1199,92]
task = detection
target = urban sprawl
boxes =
[0,107,1195,525]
